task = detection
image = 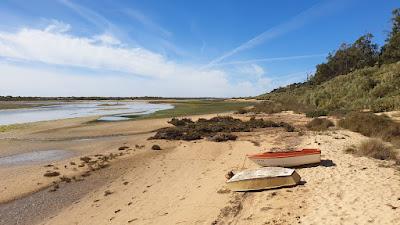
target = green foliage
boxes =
[132,100,254,120]
[259,62,400,113]
[305,110,328,118]
[306,118,334,131]
[150,116,295,141]
[338,112,400,145]
[310,34,379,84]
[380,9,400,64]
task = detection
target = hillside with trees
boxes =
[259,8,400,114]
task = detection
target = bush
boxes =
[338,112,400,143]
[305,110,328,118]
[357,139,397,160]
[306,118,334,131]
[151,144,162,150]
[150,116,295,141]
[235,108,248,114]
[209,133,237,142]
[250,101,286,114]
[168,118,194,126]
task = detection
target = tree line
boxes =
[309,8,400,85]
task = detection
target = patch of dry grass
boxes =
[358,139,398,160]
[338,112,400,146]
[306,118,334,131]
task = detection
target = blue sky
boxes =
[0,0,398,97]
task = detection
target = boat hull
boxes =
[249,153,321,167]
[226,167,301,192]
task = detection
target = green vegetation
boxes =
[238,99,313,115]
[150,116,295,142]
[338,112,400,147]
[345,139,398,161]
[380,9,400,64]
[260,62,400,113]
[259,8,400,114]
[311,33,378,85]
[0,124,27,132]
[132,100,254,120]
[306,118,334,131]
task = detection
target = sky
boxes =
[0,0,398,97]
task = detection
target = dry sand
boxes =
[0,112,399,225]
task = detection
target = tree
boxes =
[380,8,400,64]
[310,34,379,84]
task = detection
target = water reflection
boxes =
[0,101,173,125]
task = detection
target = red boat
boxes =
[247,149,321,167]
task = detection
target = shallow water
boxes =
[0,101,173,125]
[0,150,75,166]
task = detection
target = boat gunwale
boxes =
[247,149,321,159]
[226,171,295,183]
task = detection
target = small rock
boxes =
[44,171,60,177]
[151,145,162,150]
[225,171,234,180]
[104,190,113,196]
[118,146,129,150]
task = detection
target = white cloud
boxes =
[92,33,121,46]
[0,24,175,78]
[0,62,263,97]
[44,20,71,33]
[237,64,265,77]
[0,22,268,97]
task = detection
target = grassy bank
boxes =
[130,100,255,120]
[259,62,400,113]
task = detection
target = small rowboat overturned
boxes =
[227,167,301,191]
[247,149,321,167]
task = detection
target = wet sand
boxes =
[0,112,399,225]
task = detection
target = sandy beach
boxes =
[0,111,399,225]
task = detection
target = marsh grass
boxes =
[138,100,254,119]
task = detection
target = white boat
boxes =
[247,149,321,167]
[226,167,301,191]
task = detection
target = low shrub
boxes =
[43,171,60,177]
[209,133,237,142]
[305,110,328,118]
[338,112,400,144]
[235,108,248,114]
[357,139,397,160]
[168,118,194,126]
[151,144,162,150]
[150,116,295,142]
[251,101,286,114]
[306,118,334,131]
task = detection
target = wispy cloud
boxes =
[0,22,268,97]
[204,0,347,68]
[58,0,131,43]
[236,64,265,77]
[123,9,172,38]
[212,53,326,66]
